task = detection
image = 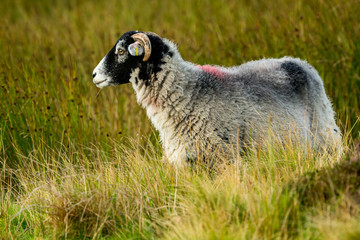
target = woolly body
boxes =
[93,31,341,165]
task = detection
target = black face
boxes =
[92,31,172,88]
[103,31,141,85]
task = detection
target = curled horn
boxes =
[146,32,160,38]
[131,33,152,62]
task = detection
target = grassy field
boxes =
[0,0,359,239]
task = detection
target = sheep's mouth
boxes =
[93,78,107,84]
[93,79,110,88]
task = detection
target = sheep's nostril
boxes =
[93,72,97,78]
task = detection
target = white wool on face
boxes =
[93,57,110,88]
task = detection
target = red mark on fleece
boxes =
[197,65,225,79]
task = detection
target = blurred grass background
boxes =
[0,0,359,239]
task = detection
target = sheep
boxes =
[92,31,342,165]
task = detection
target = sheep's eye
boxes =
[118,50,125,55]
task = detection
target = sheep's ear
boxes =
[128,42,144,57]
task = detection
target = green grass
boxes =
[0,0,359,239]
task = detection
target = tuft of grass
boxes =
[0,134,355,239]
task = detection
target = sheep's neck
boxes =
[131,60,194,138]
[132,60,187,108]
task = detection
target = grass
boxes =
[0,0,359,239]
